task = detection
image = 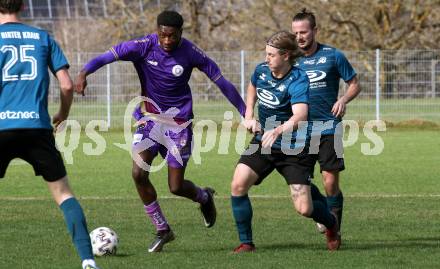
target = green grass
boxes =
[1,129,440,268]
[47,97,440,127]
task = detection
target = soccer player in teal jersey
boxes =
[292,8,361,235]
[230,31,341,253]
[0,1,100,268]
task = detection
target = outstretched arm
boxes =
[74,50,116,96]
[214,76,246,117]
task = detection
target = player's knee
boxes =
[132,167,148,184]
[231,180,248,196]
[168,183,183,196]
[295,204,313,217]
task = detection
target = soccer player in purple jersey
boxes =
[292,9,361,236]
[75,10,245,252]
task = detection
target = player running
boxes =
[230,31,340,253]
[292,8,361,235]
[75,10,245,252]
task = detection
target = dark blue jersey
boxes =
[0,23,69,131]
[296,43,356,135]
[251,62,309,149]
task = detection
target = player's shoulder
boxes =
[180,38,208,57]
[0,23,50,39]
[255,62,269,72]
[319,43,346,58]
[289,65,308,81]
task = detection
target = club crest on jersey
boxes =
[172,65,184,77]
[277,84,286,92]
[256,88,280,106]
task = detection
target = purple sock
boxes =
[144,201,169,231]
[194,187,208,204]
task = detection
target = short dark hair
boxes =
[292,8,316,29]
[266,31,303,64]
[0,0,23,14]
[157,10,184,29]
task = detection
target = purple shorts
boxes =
[132,120,192,168]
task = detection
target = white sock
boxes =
[82,259,96,269]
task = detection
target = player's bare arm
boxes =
[53,68,74,128]
[261,103,308,148]
[332,76,361,117]
[242,82,261,133]
[74,70,88,96]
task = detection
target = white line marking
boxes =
[2,194,440,201]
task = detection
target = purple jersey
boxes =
[110,34,223,120]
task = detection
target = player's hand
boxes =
[261,126,282,148]
[74,70,88,96]
[332,97,347,118]
[242,118,261,134]
[52,112,67,132]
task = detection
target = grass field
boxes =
[1,128,440,268]
[47,97,440,127]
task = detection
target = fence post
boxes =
[47,0,52,18]
[432,59,437,98]
[106,64,111,128]
[65,0,71,18]
[375,49,381,121]
[29,0,34,19]
[240,50,245,99]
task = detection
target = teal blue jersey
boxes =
[251,63,309,149]
[296,44,356,135]
[0,22,69,131]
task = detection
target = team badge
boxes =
[172,65,184,77]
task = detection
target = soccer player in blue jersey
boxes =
[230,31,340,253]
[75,10,246,252]
[292,9,361,235]
[0,1,100,269]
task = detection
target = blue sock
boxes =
[311,199,336,229]
[60,197,93,261]
[327,192,344,225]
[310,183,328,208]
[231,195,253,244]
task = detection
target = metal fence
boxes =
[48,50,440,128]
[21,0,175,19]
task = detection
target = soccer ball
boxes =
[89,227,119,256]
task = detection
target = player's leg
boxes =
[25,130,98,269]
[167,166,217,228]
[288,182,340,250]
[162,123,217,228]
[132,149,175,253]
[132,122,174,251]
[230,163,260,253]
[319,135,345,231]
[47,177,99,269]
[231,140,273,253]
[278,152,340,250]
[0,130,16,180]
